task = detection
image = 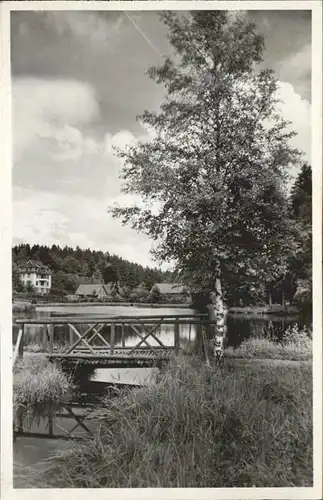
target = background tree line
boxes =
[12,244,173,298]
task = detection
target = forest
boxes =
[12,244,173,300]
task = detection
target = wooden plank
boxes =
[18,324,24,359]
[110,323,115,355]
[48,353,171,361]
[137,319,166,347]
[121,323,125,347]
[48,324,54,354]
[128,322,163,356]
[174,318,180,353]
[86,324,110,348]
[15,315,207,325]
[13,327,23,366]
[129,324,155,351]
[66,323,98,354]
[69,324,74,346]
[74,346,174,351]
[42,324,48,350]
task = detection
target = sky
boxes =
[11,9,312,268]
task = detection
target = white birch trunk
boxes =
[214,276,225,337]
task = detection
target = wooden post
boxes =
[174,318,180,354]
[48,324,54,354]
[18,324,24,359]
[69,325,73,347]
[13,327,24,366]
[121,323,125,347]
[42,324,48,350]
[110,323,115,355]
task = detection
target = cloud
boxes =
[276,44,311,100]
[46,11,124,49]
[13,78,99,160]
[13,186,157,267]
[276,81,311,164]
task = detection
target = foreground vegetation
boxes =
[24,354,312,488]
[13,356,72,419]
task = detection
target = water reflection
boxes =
[14,381,133,442]
[13,305,310,351]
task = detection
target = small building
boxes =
[66,294,80,302]
[150,283,191,303]
[75,283,120,300]
[18,260,53,295]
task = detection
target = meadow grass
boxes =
[31,354,312,488]
[226,325,312,361]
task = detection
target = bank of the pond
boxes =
[228,304,300,316]
[35,301,191,309]
[15,300,302,315]
[13,300,35,313]
[20,353,312,488]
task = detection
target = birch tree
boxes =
[110,11,301,354]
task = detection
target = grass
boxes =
[23,341,68,353]
[27,354,312,488]
[228,304,299,315]
[13,356,73,425]
[226,325,312,361]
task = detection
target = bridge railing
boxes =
[14,314,216,358]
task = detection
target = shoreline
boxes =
[34,301,191,309]
[13,300,302,317]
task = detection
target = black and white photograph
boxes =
[0,1,322,497]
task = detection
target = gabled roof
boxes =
[18,259,53,275]
[75,283,117,296]
[75,277,102,286]
[153,283,190,295]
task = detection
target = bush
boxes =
[31,356,312,488]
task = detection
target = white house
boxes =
[18,260,53,295]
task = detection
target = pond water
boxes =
[13,303,311,486]
[13,304,311,385]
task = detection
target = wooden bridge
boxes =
[14,314,216,368]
